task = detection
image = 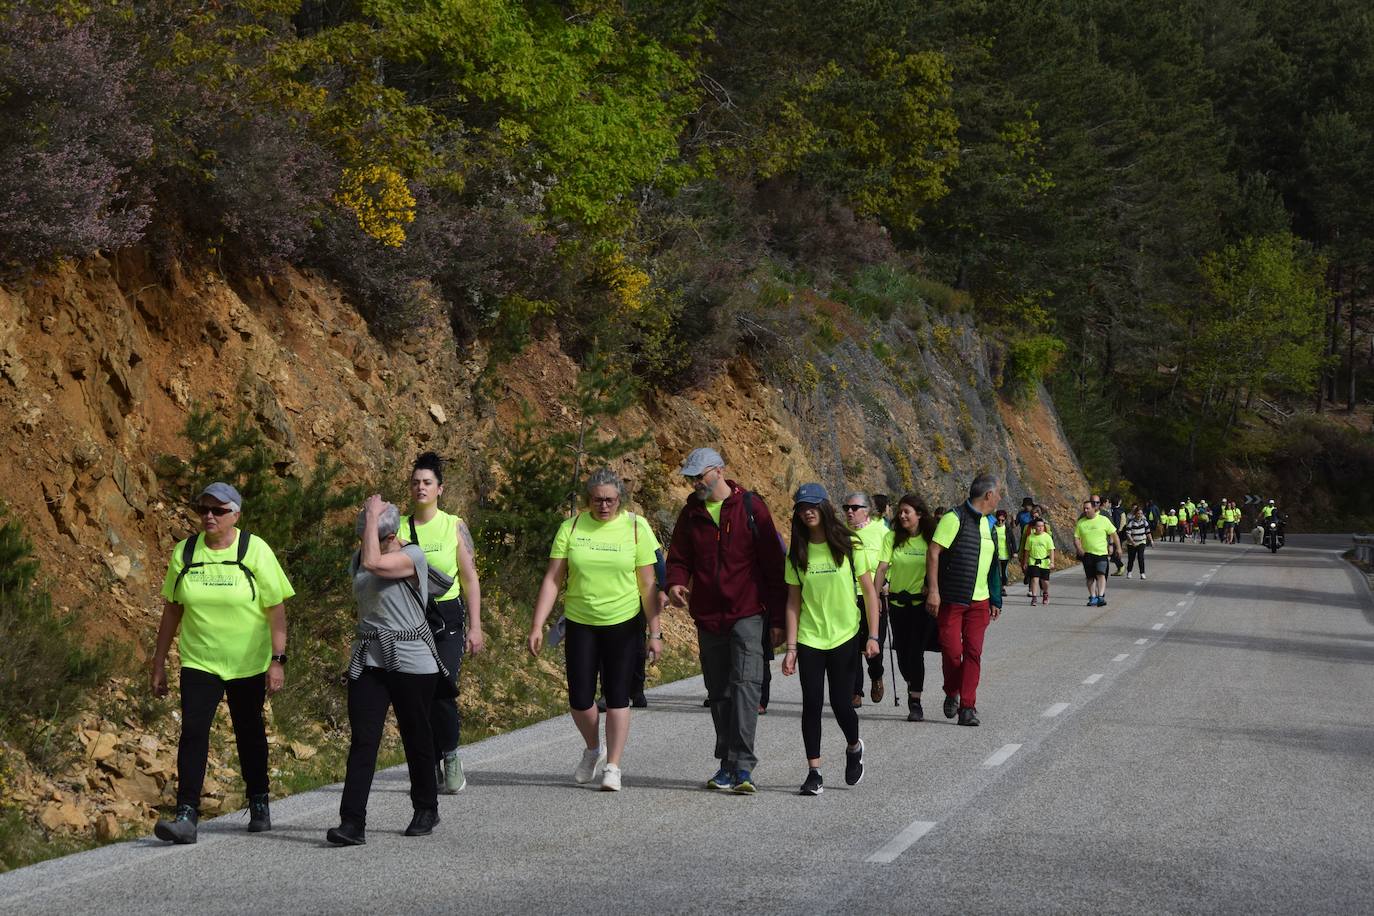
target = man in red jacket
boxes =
[666,447,787,795]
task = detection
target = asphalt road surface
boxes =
[3,541,1372,915]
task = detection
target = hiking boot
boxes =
[943,695,959,719]
[799,769,824,796]
[404,808,440,836]
[732,769,756,795]
[851,693,863,709]
[706,766,734,790]
[630,692,648,708]
[870,678,885,704]
[906,698,924,722]
[958,707,980,727]
[600,763,622,792]
[153,804,198,845]
[844,739,865,786]
[441,751,466,794]
[574,747,606,784]
[326,821,366,846]
[247,793,271,833]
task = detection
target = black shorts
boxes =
[1027,564,1051,580]
[1081,554,1109,577]
[564,615,640,711]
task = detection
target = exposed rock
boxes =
[429,403,447,424]
[40,802,90,832]
[106,555,132,580]
[89,732,119,762]
[289,741,317,761]
[95,813,121,842]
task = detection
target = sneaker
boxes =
[404,808,440,836]
[153,804,198,845]
[732,769,756,794]
[943,695,958,719]
[706,766,734,790]
[799,769,824,796]
[600,763,622,792]
[247,793,271,833]
[1126,571,1133,579]
[870,678,885,703]
[1087,597,1097,606]
[441,751,466,794]
[325,821,366,846]
[630,693,648,708]
[702,697,711,707]
[1111,568,1123,576]
[844,739,865,786]
[958,707,980,727]
[1140,574,1147,581]
[574,747,606,784]
[851,693,863,709]
[1098,596,1108,607]
[906,699,924,722]
[1030,596,1038,607]
[1026,588,1034,598]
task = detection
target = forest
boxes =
[2,0,1372,519]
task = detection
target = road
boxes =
[3,541,1372,914]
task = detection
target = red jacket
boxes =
[665,481,787,633]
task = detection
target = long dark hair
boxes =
[892,494,936,548]
[788,500,856,574]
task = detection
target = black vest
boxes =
[938,502,989,605]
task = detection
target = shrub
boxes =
[1003,333,1066,403]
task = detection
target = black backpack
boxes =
[172,532,256,601]
[406,517,460,636]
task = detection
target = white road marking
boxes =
[1135,638,1149,645]
[867,819,939,864]
[1113,653,1129,662]
[1082,673,1103,685]
[1152,623,1165,630]
[1167,611,1177,617]
[1186,591,1196,597]
[1195,580,1205,586]
[1043,703,1070,717]
[982,744,1022,767]
[1176,601,1187,607]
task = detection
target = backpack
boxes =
[406,517,461,636]
[172,532,256,602]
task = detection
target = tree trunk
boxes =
[1349,298,1358,412]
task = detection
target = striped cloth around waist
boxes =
[348,624,449,680]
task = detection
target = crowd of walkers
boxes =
[150,447,1275,844]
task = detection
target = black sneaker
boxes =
[799,769,824,796]
[247,793,271,833]
[326,821,366,846]
[844,739,865,786]
[957,707,980,727]
[153,804,198,845]
[404,808,440,836]
[943,695,958,719]
[906,699,924,722]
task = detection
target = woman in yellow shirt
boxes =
[875,495,937,722]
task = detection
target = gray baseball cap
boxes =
[197,482,243,511]
[793,483,828,506]
[679,447,724,477]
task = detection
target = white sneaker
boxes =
[575,747,606,784]
[1126,572,1133,579]
[1140,574,1147,580]
[600,763,622,792]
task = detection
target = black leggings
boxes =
[341,666,438,826]
[887,592,936,694]
[1127,544,1146,573]
[177,666,269,811]
[565,616,640,711]
[797,642,860,760]
[429,597,466,758]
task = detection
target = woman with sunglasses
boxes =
[151,483,294,845]
[781,484,880,795]
[876,495,937,721]
[528,468,662,792]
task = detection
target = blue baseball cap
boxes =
[793,483,828,506]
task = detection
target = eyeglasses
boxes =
[842,504,867,512]
[686,468,715,483]
[590,496,619,505]
[195,505,235,517]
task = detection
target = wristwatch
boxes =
[651,632,664,640]
[271,653,288,665]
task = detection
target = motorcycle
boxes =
[1262,516,1286,553]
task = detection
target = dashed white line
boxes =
[982,744,1022,767]
[1194,581,1205,586]
[1082,673,1103,685]
[1152,623,1165,630]
[1166,611,1177,617]
[1135,638,1149,645]
[1043,703,1070,717]
[1186,591,1196,597]
[1113,653,1129,662]
[1176,600,1188,607]
[867,819,939,864]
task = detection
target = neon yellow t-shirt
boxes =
[880,530,928,595]
[551,511,659,627]
[852,520,888,596]
[996,524,1010,560]
[1261,505,1274,518]
[1024,531,1055,566]
[933,508,993,602]
[705,499,723,526]
[400,510,464,601]
[160,531,295,680]
[785,539,871,650]
[1074,514,1117,555]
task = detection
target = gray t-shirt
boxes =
[350,543,438,675]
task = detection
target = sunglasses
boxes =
[1090,500,1101,505]
[195,505,235,517]
[842,504,867,512]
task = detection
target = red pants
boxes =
[938,599,991,708]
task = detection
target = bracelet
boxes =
[785,644,797,651]
[651,632,664,640]
[867,636,879,642]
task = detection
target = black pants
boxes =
[629,610,648,700]
[176,666,269,811]
[852,594,887,696]
[430,598,466,758]
[887,592,936,694]
[340,666,438,827]
[798,642,860,760]
[565,616,639,710]
[1127,544,1146,574]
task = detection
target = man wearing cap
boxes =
[666,448,787,794]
